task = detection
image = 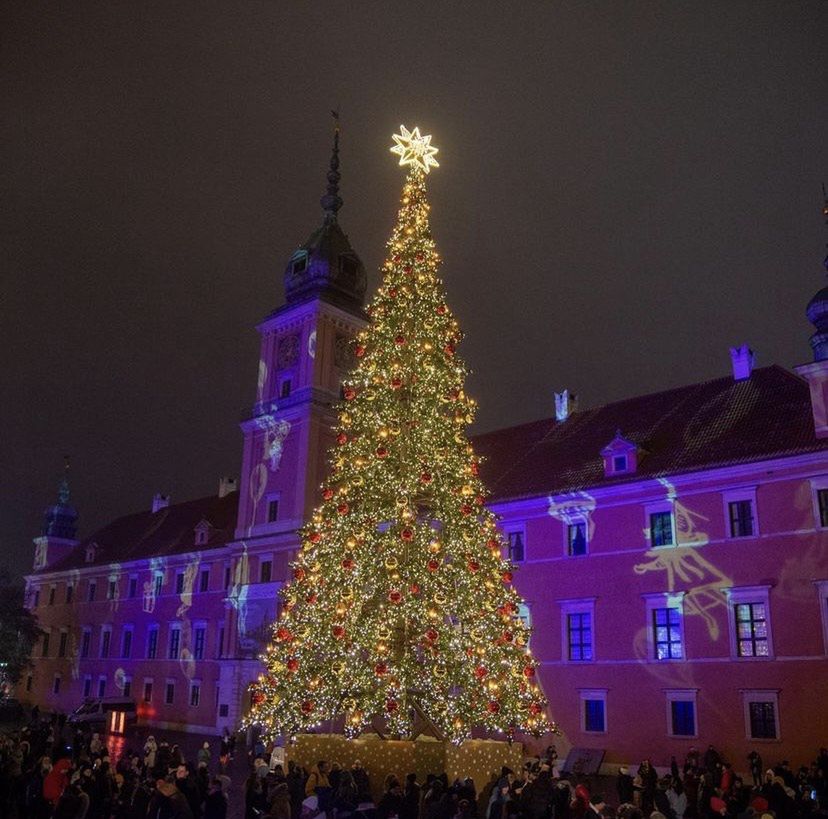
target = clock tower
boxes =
[235,121,368,540]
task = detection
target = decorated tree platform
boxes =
[288,733,524,802]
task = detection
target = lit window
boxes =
[650,511,674,547]
[165,681,175,705]
[190,682,201,707]
[653,607,683,660]
[507,530,525,562]
[267,499,279,523]
[567,522,587,556]
[735,603,769,657]
[260,560,272,584]
[579,689,607,733]
[169,626,181,660]
[727,586,773,659]
[728,500,755,537]
[666,690,697,737]
[568,613,592,661]
[742,690,780,740]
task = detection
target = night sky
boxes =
[2,3,826,578]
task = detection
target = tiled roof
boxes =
[474,365,828,502]
[41,491,240,573]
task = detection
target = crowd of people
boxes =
[0,712,825,819]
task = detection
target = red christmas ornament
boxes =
[388,589,403,604]
[394,334,406,346]
[391,377,403,389]
[475,495,485,506]
[392,254,401,263]
[276,627,292,642]
[474,665,487,679]
[487,700,501,714]
[293,568,306,582]
[401,528,414,542]
[386,698,399,713]
[502,571,513,584]
[502,631,514,643]
[355,345,366,358]
[461,504,473,516]
[388,287,398,298]
[420,472,432,483]
[427,559,440,572]
[309,532,322,543]
[332,625,345,639]
[425,628,438,642]
[322,488,334,500]
[487,538,500,552]
[529,702,543,715]
[337,502,349,515]
[251,691,265,705]
[436,305,447,315]
[470,462,480,476]
[523,666,536,678]
[403,264,413,275]
[444,344,455,357]
[415,252,425,262]
[306,593,318,604]
[376,446,389,459]
[336,432,348,445]
[300,700,314,714]
[341,558,355,571]
[343,387,356,400]
[467,559,480,573]
[286,658,299,673]
[374,662,388,676]
[409,583,420,595]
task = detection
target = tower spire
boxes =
[806,185,828,362]
[320,110,342,222]
[58,454,70,505]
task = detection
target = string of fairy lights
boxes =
[245,126,552,745]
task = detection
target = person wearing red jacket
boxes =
[43,756,72,806]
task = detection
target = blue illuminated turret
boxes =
[41,458,77,540]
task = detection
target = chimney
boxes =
[555,389,578,422]
[730,344,755,381]
[152,493,170,513]
[218,476,238,498]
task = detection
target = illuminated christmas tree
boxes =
[248,126,551,743]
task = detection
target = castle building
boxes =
[23,146,828,767]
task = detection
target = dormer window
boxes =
[600,430,640,477]
[194,519,212,546]
[85,543,97,563]
[291,253,308,275]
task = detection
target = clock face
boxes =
[308,330,317,359]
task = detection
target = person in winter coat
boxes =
[143,737,158,772]
[401,772,421,819]
[204,778,229,819]
[520,766,555,819]
[617,768,635,805]
[198,742,212,768]
[269,781,292,819]
[44,757,73,807]
[637,761,658,816]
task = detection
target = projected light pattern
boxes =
[108,563,122,612]
[142,557,166,613]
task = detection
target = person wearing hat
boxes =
[617,766,634,805]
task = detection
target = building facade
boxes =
[22,150,828,767]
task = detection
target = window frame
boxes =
[82,675,92,698]
[643,592,686,662]
[100,625,112,659]
[143,678,153,703]
[266,493,281,524]
[579,688,607,734]
[97,675,106,699]
[665,689,698,738]
[121,625,134,659]
[52,673,61,695]
[815,580,828,655]
[722,488,759,539]
[809,477,828,529]
[80,627,92,659]
[58,629,68,658]
[504,525,526,563]
[189,679,202,707]
[199,568,210,593]
[128,574,138,598]
[87,580,96,602]
[566,520,588,557]
[260,558,273,584]
[168,623,182,660]
[559,598,596,663]
[741,689,781,741]
[726,586,774,659]
[165,679,175,705]
[146,624,159,659]
[193,623,206,661]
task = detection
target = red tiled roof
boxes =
[42,491,240,573]
[473,365,828,502]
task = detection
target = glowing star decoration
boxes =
[390,125,439,174]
